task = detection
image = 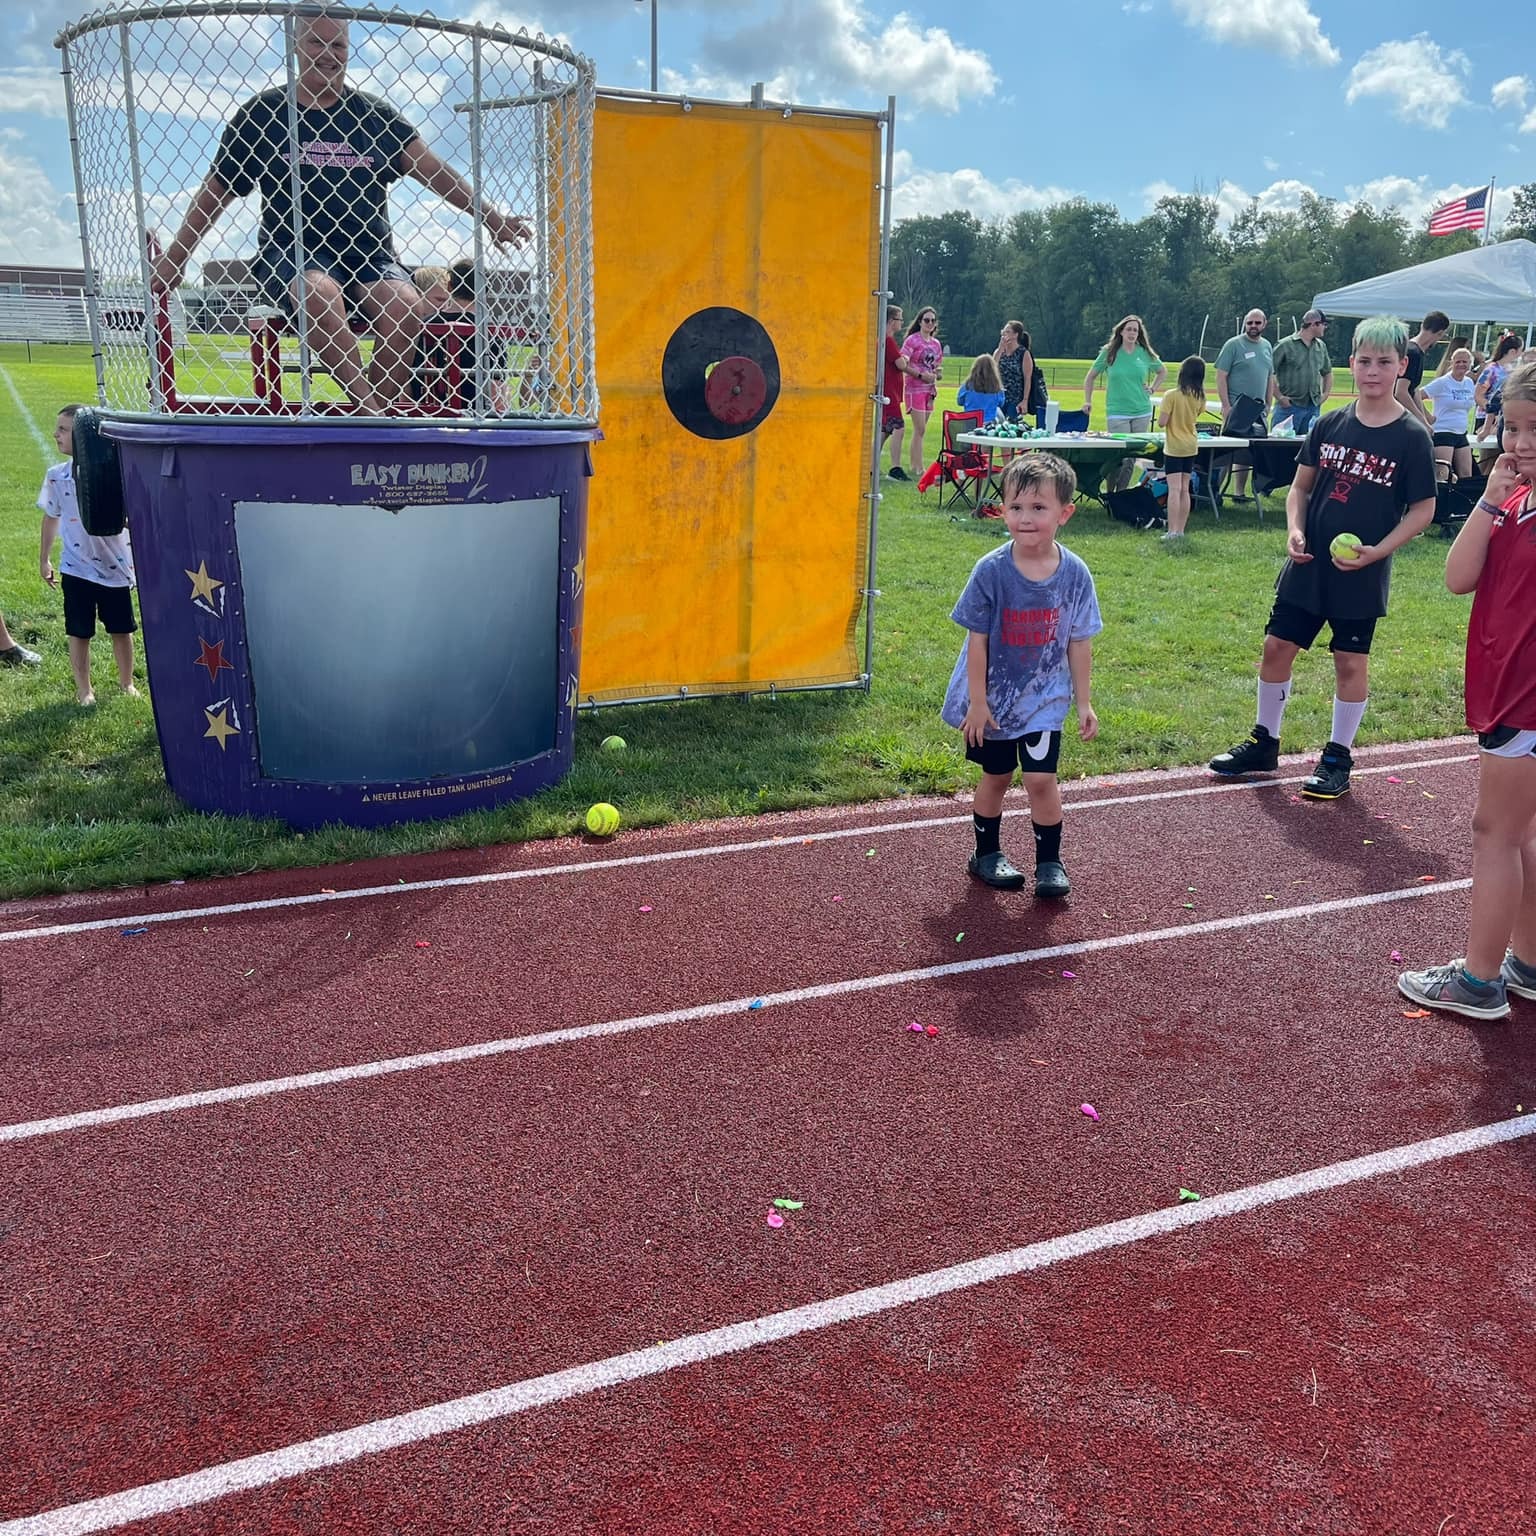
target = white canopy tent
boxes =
[1313,239,1536,341]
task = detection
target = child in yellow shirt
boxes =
[1157,356,1208,540]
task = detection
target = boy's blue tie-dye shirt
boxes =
[941,542,1102,738]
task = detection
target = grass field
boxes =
[0,341,1459,898]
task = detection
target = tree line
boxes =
[891,183,1536,366]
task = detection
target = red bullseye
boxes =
[704,356,767,425]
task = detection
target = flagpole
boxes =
[1483,175,1496,247]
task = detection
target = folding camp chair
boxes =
[923,410,992,512]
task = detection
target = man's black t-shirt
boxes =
[1275,404,1436,620]
[212,87,417,266]
[1403,341,1426,395]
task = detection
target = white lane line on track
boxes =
[0,751,1475,945]
[5,1108,1531,1536]
[0,362,55,465]
[0,876,1470,1144]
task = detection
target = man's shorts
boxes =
[61,573,135,639]
[1478,725,1536,759]
[1266,597,1376,654]
[966,729,1062,776]
[256,250,415,312]
[881,407,904,438]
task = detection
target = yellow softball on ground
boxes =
[1329,532,1363,562]
[586,802,620,836]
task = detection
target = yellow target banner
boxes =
[581,95,883,702]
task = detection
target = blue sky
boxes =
[3,0,1534,269]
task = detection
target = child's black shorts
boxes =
[1163,454,1197,474]
[1266,598,1376,655]
[967,729,1062,776]
[61,573,136,640]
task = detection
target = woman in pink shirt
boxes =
[901,307,943,480]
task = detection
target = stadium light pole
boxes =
[635,0,658,91]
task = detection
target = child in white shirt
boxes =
[39,404,138,706]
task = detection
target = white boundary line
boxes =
[0,361,55,465]
[5,1108,1531,1536]
[0,751,1475,945]
[0,877,1470,1145]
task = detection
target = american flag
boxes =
[1428,186,1490,237]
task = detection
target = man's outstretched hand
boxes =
[484,209,532,247]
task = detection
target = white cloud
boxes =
[690,0,996,114]
[1145,176,1318,225]
[892,149,1074,222]
[1345,35,1470,129]
[0,66,66,117]
[0,144,80,265]
[1171,0,1339,66]
[1491,74,1531,112]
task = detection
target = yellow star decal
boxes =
[203,706,241,751]
[185,561,224,605]
[571,551,585,599]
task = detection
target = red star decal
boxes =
[195,636,234,683]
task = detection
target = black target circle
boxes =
[662,307,781,440]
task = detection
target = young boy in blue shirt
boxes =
[942,454,1102,897]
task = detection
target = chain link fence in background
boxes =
[56,2,596,424]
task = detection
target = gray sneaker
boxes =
[1501,950,1536,1001]
[0,643,41,667]
[1397,961,1510,1021]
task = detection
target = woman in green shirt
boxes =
[1082,315,1166,431]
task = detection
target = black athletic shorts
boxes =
[1432,432,1469,450]
[255,249,415,313]
[1266,597,1376,655]
[967,728,1062,776]
[61,573,136,639]
[1163,454,1197,475]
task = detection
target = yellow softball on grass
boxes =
[586,801,620,836]
[600,734,627,752]
[1329,532,1363,562]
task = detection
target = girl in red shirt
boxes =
[1399,363,1536,1019]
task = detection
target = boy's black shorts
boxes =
[1265,597,1376,654]
[61,573,136,639]
[967,729,1062,776]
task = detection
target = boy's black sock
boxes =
[1032,819,1063,865]
[973,813,1002,858]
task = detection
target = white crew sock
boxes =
[1331,696,1367,748]
[1256,679,1291,737]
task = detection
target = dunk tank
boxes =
[56,2,598,826]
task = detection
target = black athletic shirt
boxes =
[1403,340,1426,395]
[1276,404,1437,620]
[211,87,418,264]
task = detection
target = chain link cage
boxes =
[56,2,597,425]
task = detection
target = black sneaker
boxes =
[887,465,909,481]
[1034,860,1070,899]
[968,851,1026,890]
[1208,725,1279,776]
[1300,741,1352,800]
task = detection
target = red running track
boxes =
[2,739,1534,1535]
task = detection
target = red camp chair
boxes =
[918,410,992,511]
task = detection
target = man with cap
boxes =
[1272,310,1334,437]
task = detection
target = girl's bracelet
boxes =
[1475,498,1504,519]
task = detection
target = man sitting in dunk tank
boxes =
[152,12,529,415]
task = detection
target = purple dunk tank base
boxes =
[106,420,597,829]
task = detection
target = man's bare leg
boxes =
[292,271,384,412]
[360,279,428,407]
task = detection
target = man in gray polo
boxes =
[1217,308,1276,498]
[1272,309,1333,436]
